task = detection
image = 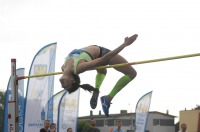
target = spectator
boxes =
[40,120,50,132]
[50,123,56,132]
[113,120,125,132]
[178,123,188,132]
[87,118,100,132]
[67,127,73,132]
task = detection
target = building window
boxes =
[153,119,160,126]
[133,119,135,125]
[153,119,174,126]
[107,119,114,126]
[96,120,104,127]
[122,119,131,126]
[160,119,174,126]
[104,119,108,126]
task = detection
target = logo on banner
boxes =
[41,108,46,120]
[61,98,77,109]
[136,94,151,113]
[31,89,44,99]
[34,65,47,80]
[62,124,67,129]
[27,120,44,127]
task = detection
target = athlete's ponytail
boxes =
[79,84,96,92]
[69,74,96,94]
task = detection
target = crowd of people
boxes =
[39,120,73,132]
[39,119,188,132]
[39,118,125,132]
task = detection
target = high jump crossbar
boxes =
[17,52,200,80]
[9,52,200,131]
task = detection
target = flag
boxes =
[57,89,80,132]
[3,68,25,132]
[135,91,153,132]
[24,43,57,131]
[45,90,66,125]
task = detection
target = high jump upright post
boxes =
[8,59,19,132]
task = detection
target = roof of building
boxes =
[79,110,176,119]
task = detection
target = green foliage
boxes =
[78,120,91,132]
[0,90,5,132]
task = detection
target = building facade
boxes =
[179,109,200,132]
[79,110,176,132]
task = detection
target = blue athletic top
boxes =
[113,129,125,132]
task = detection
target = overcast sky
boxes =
[1,0,200,123]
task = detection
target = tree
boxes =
[0,90,5,132]
[194,105,200,110]
[78,120,91,132]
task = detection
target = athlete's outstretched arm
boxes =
[77,34,138,74]
[101,34,138,63]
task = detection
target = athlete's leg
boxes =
[108,54,137,99]
[100,54,136,116]
[90,65,107,109]
[95,69,107,90]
